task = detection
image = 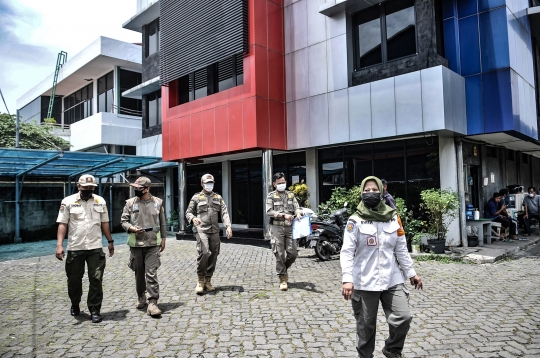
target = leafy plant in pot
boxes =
[411,234,422,254]
[419,188,459,254]
[395,198,426,252]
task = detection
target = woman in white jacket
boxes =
[340,176,423,358]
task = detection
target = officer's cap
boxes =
[77,174,98,187]
[201,174,214,183]
[130,176,152,189]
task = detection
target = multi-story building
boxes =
[16,36,144,154]
[30,0,539,244]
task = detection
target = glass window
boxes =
[119,69,142,115]
[194,67,208,99]
[147,91,162,128]
[147,20,159,57]
[357,7,382,68]
[385,1,416,61]
[218,57,234,92]
[170,53,244,108]
[354,0,416,69]
[178,74,191,105]
[97,71,114,113]
[98,92,106,113]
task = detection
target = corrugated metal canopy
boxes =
[0,148,161,178]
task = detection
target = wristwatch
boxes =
[107,240,114,244]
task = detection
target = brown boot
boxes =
[147,299,162,317]
[204,276,215,292]
[195,275,205,294]
[279,275,288,291]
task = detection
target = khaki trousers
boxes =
[65,248,106,314]
[196,231,220,277]
[352,284,412,358]
[130,246,161,300]
[270,225,297,275]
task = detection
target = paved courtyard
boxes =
[1,239,539,358]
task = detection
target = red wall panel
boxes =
[162,0,286,162]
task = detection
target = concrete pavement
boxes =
[1,239,540,357]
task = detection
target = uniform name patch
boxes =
[366,236,378,246]
[346,222,355,232]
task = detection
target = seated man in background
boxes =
[498,189,519,236]
[484,192,517,241]
[523,187,540,236]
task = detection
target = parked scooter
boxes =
[296,204,348,261]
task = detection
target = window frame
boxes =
[146,19,160,58]
[146,90,162,128]
[176,54,243,106]
[353,0,418,71]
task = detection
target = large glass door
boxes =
[231,158,263,227]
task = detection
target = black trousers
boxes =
[523,213,540,235]
[493,217,517,236]
[65,248,106,314]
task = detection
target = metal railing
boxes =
[112,104,142,116]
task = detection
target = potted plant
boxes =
[395,197,426,253]
[411,234,422,254]
[167,210,179,232]
[420,188,459,254]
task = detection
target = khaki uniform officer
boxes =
[56,174,114,324]
[121,177,167,317]
[266,172,303,291]
[186,174,232,294]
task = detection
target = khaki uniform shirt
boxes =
[186,191,231,234]
[266,190,301,223]
[121,196,167,247]
[56,193,109,251]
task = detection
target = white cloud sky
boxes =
[0,0,141,115]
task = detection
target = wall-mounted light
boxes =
[473,146,478,156]
[490,172,495,183]
[483,177,489,186]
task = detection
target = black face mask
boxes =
[362,192,382,208]
[135,190,145,198]
[80,190,94,199]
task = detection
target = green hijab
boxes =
[354,176,396,222]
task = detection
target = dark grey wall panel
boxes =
[160,0,248,85]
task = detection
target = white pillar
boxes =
[262,149,273,239]
[165,167,174,226]
[178,160,187,233]
[222,160,232,235]
[439,136,460,247]
[306,148,319,210]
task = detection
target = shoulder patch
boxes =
[346,221,356,232]
[59,205,65,213]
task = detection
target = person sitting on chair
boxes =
[484,192,517,241]
[498,189,519,237]
[523,187,540,236]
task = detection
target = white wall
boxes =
[439,136,460,246]
[70,112,142,151]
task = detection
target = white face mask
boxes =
[529,193,535,198]
[204,183,214,192]
[276,183,286,191]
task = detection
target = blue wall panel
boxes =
[443,18,461,74]
[478,0,505,12]
[457,0,477,19]
[465,75,483,134]
[482,69,513,133]
[442,0,457,20]
[479,7,509,72]
[459,15,481,76]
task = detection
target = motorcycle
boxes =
[296,204,349,261]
